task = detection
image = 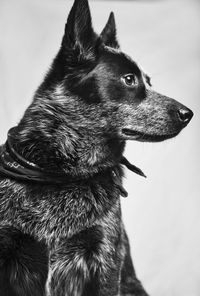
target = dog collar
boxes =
[0,127,146,197]
[120,156,146,178]
[0,128,84,184]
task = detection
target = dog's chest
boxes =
[0,171,122,243]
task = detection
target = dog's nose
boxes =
[177,107,193,124]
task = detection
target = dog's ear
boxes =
[100,12,119,49]
[62,0,99,64]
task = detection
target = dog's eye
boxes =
[121,74,137,87]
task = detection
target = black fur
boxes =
[0,226,48,296]
[0,0,193,295]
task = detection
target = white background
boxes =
[0,0,199,295]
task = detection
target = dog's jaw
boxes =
[120,128,180,142]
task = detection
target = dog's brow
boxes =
[144,74,152,87]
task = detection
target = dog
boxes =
[0,0,193,295]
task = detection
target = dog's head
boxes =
[17,0,193,171]
[40,0,192,141]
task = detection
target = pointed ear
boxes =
[62,0,99,62]
[100,12,119,49]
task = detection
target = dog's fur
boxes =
[0,0,193,295]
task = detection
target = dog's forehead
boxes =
[99,47,142,77]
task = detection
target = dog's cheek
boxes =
[106,81,125,102]
[110,103,138,129]
[77,77,102,104]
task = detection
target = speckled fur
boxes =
[0,0,193,295]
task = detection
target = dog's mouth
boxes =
[121,128,180,142]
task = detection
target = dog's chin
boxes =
[120,128,180,142]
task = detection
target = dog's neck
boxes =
[0,126,131,198]
[12,122,125,178]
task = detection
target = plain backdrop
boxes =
[0,0,199,295]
